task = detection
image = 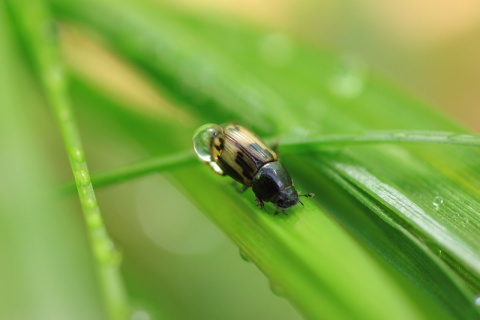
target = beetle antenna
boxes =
[299,193,314,198]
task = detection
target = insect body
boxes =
[193,123,312,212]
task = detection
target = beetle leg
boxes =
[255,197,265,209]
[256,198,270,214]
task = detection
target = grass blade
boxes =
[7,1,130,318]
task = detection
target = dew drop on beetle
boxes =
[193,123,224,175]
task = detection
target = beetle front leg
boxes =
[255,197,265,209]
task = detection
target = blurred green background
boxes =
[2,0,480,319]
[166,0,480,132]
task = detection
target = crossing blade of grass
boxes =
[6,1,129,319]
[57,130,480,193]
[49,0,480,318]
[59,151,198,194]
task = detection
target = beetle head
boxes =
[272,186,299,210]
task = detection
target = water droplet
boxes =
[459,217,470,227]
[437,248,442,258]
[192,123,224,175]
[80,187,90,197]
[131,309,152,320]
[448,133,475,141]
[84,198,96,209]
[86,212,102,229]
[475,295,480,306]
[75,169,91,186]
[259,33,294,67]
[393,132,407,139]
[269,281,286,297]
[239,249,251,262]
[432,196,444,210]
[290,126,310,138]
[99,240,122,266]
[71,148,85,162]
[329,55,367,99]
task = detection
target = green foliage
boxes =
[3,0,480,319]
[6,0,129,319]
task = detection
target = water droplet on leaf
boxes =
[475,295,480,306]
[75,169,90,186]
[71,148,84,162]
[86,212,102,229]
[432,196,444,210]
[99,240,122,267]
[329,55,367,99]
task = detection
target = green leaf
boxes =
[46,0,480,319]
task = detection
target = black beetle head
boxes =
[272,186,299,210]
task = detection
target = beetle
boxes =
[193,123,313,213]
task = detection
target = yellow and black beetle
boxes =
[193,123,313,213]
